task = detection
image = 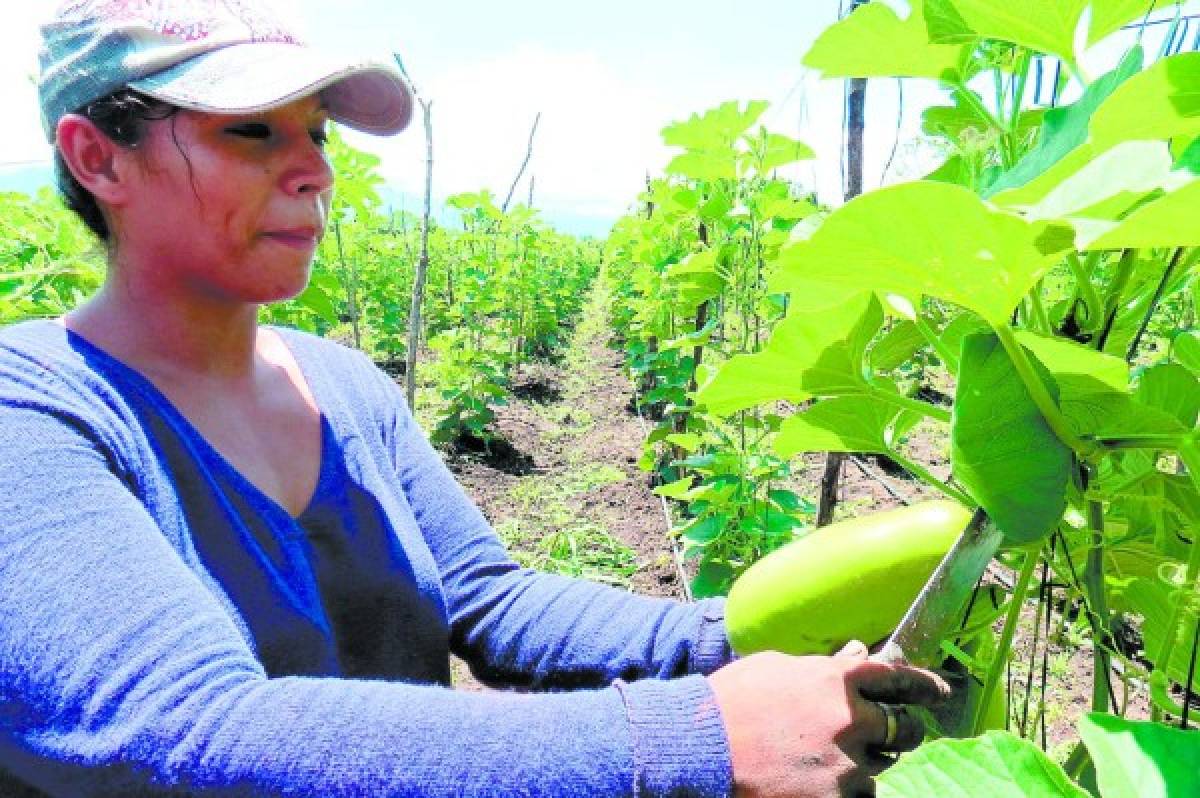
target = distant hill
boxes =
[0,163,54,197]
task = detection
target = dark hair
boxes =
[53,89,178,241]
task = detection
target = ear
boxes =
[55,114,136,208]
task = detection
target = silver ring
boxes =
[878,702,899,749]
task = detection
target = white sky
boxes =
[2,2,1196,234]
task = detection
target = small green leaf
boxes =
[1079,713,1200,798]
[876,731,1089,797]
[775,396,902,459]
[1014,330,1129,392]
[1137,363,1200,429]
[679,514,727,546]
[694,293,883,416]
[653,477,694,499]
[871,321,928,373]
[952,333,1072,544]
[1174,330,1200,375]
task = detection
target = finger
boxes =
[837,639,869,659]
[857,701,925,753]
[881,705,924,752]
[849,662,952,707]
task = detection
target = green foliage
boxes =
[0,189,104,323]
[876,731,1089,797]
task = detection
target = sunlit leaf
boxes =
[925,0,1089,64]
[1089,0,1159,45]
[876,731,1088,797]
[770,182,1073,326]
[775,396,902,458]
[1079,713,1200,798]
[802,1,966,80]
[694,293,883,416]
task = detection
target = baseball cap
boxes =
[38,0,414,143]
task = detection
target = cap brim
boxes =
[128,42,413,135]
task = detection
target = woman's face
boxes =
[112,95,334,306]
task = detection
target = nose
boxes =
[281,138,334,198]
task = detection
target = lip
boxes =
[262,227,319,250]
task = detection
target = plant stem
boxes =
[913,314,959,372]
[1085,499,1114,714]
[1065,253,1103,325]
[887,450,975,507]
[973,548,1040,736]
[1095,249,1136,352]
[870,385,952,424]
[993,324,1096,457]
[1028,283,1052,335]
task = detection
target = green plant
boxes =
[690,0,1200,792]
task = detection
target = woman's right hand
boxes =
[707,641,950,797]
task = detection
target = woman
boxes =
[0,1,948,796]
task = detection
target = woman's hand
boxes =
[707,641,950,797]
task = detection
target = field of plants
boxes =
[4,1,1200,794]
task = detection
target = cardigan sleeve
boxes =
[0,352,733,797]
[364,353,734,687]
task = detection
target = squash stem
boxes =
[992,324,1096,457]
[1085,499,1114,714]
[887,450,974,508]
[869,385,952,424]
[972,548,1040,736]
[913,314,959,373]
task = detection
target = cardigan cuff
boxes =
[612,674,733,798]
[691,597,734,675]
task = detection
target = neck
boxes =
[65,279,264,386]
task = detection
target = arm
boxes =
[0,379,731,797]
[369,361,733,688]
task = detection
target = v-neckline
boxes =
[57,322,334,522]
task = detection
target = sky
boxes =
[2,1,1196,236]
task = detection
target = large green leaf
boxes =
[1018,141,1173,222]
[876,731,1089,797]
[1086,179,1200,250]
[952,333,1072,543]
[770,182,1074,327]
[1089,0,1158,45]
[693,293,883,416]
[988,48,1143,201]
[1091,53,1200,151]
[1079,713,1200,798]
[925,0,1088,64]
[775,396,902,458]
[802,1,966,80]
